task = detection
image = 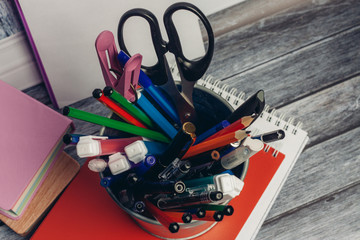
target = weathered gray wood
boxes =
[0,0,23,40]
[256,183,360,240]
[264,124,360,222]
[0,225,26,240]
[223,25,360,108]
[206,0,360,82]
[278,75,360,147]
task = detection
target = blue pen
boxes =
[118,51,180,124]
[136,92,177,139]
[194,120,231,145]
[134,155,157,176]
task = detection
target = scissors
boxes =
[117,2,214,124]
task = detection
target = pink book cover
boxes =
[0,80,73,217]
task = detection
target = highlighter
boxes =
[76,136,142,158]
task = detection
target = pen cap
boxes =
[124,140,148,164]
[108,153,131,175]
[76,136,102,158]
[242,137,264,157]
[214,174,244,202]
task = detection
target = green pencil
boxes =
[63,106,170,143]
[103,86,156,129]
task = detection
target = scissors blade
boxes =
[160,59,197,124]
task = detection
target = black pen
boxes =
[143,122,196,180]
[252,129,285,143]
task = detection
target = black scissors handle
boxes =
[164,2,214,82]
[118,8,168,85]
[117,2,214,85]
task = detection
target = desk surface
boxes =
[1,0,360,239]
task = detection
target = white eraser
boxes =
[214,173,244,202]
[88,158,107,172]
[108,153,131,175]
[76,136,101,158]
[124,140,148,164]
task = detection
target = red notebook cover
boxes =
[31,146,284,240]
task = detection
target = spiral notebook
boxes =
[31,79,308,240]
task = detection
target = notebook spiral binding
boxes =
[172,69,304,158]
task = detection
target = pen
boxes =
[93,89,149,129]
[136,91,178,139]
[252,129,285,143]
[156,191,223,210]
[133,179,186,195]
[143,122,196,180]
[194,120,230,144]
[204,115,255,141]
[118,51,180,124]
[186,150,220,168]
[226,90,265,123]
[132,201,146,213]
[134,155,157,176]
[76,136,142,158]
[144,199,180,233]
[62,106,170,143]
[165,207,206,218]
[182,130,248,159]
[157,158,192,180]
[103,86,156,129]
[63,133,84,145]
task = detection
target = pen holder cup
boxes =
[100,84,248,239]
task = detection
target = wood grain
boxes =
[206,0,360,82]
[265,125,360,221]
[0,152,79,236]
[222,25,360,108]
[256,183,360,239]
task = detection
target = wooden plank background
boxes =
[1,0,359,239]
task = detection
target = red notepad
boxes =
[31,145,284,240]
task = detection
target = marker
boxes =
[100,174,126,188]
[191,210,224,222]
[118,51,180,124]
[103,86,156,129]
[136,92,177,139]
[173,204,234,216]
[144,199,180,233]
[207,137,264,175]
[62,106,170,143]
[227,90,265,123]
[63,133,84,145]
[93,89,148,129]
[204,115,255,141]
[63,133,122,145]
[252,129,285,143]
[161,211,192,223]
[183,173,244,202]
[182,130,248,159]
[165,207,206,218]
[194,120,230,144]
[124,140,167,164]
[143,122,196,180]
[157,191,223,210]
[75,136,142,158]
